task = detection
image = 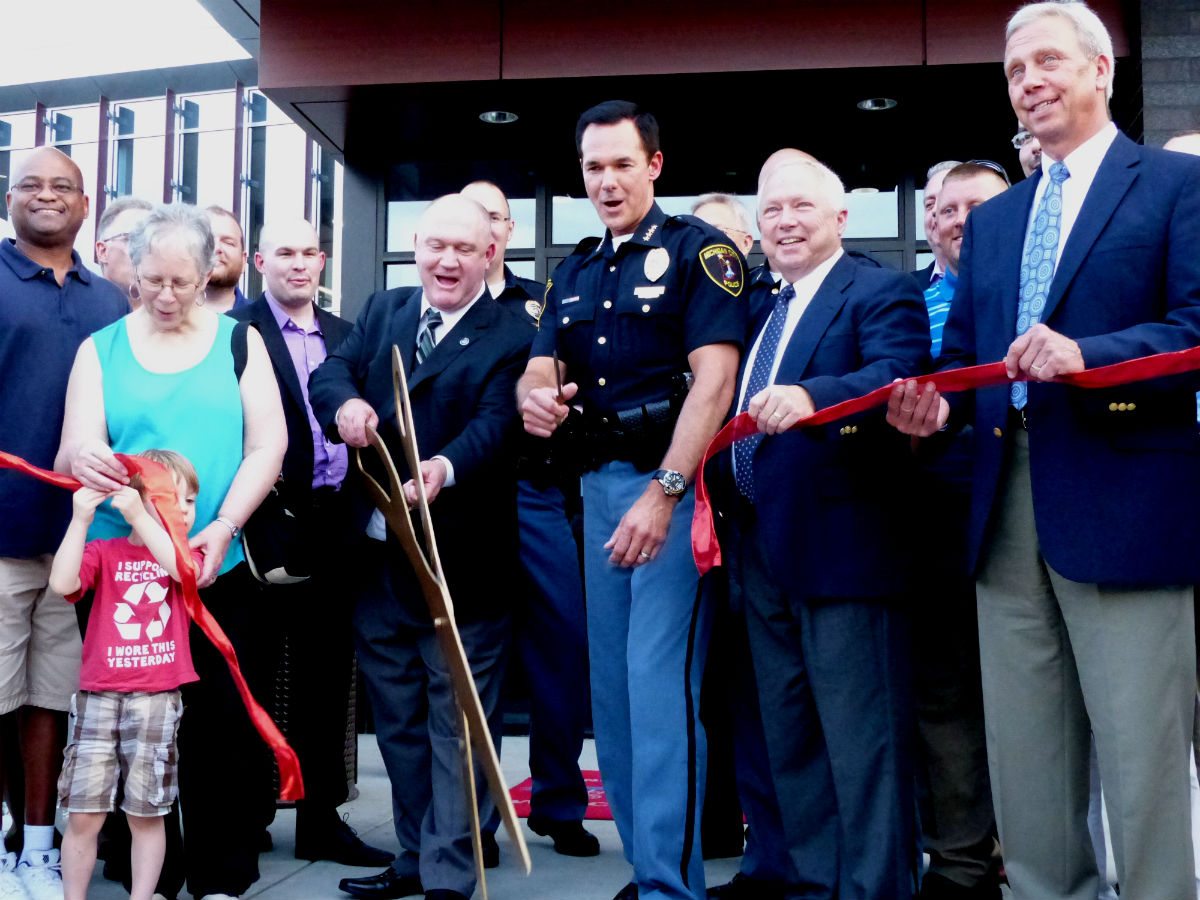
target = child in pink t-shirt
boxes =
[48,449,201,900]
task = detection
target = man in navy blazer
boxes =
[723,158,930,898]
[309,195,533,900]
[889,3,1200,897]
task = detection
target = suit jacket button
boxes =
[993,427,1003,438]
[1118,402,1128,411]
[1127,402,1136,410]
[1108,402,1119,411]
[851,425,858,433]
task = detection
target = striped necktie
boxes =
[415,307,442,367]
[734,283,795,500]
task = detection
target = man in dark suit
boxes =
[310,194,533,900]
[724,158,930,898]
[889,3,1200,896]
[232,218,392,868]
[459,180,598,861]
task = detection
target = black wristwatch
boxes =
[652,468,687,499]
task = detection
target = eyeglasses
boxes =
[964,159,1012,187]
[136,272,203,300]
[1011,130,1034,149]
[100,232,131,244]
[12,179,83,196]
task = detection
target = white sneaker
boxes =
[0,852,28,900]
[15,851,60,900]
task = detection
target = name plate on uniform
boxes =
[633,285,666,300]
[561,295,580,305]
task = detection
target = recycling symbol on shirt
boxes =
[113,580,171,641]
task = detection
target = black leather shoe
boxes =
[480,830,499,868]
[707,873,784,899]
[424,892,469,900]
[338,867,423,900]
[298,816,396,867]
[527,816,601,857]
[613,882,638,900]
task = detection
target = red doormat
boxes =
[510,770,612,820]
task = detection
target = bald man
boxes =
[0,147,127,896]
[1166,131,1200,157]
[310,195,534,900]
[231,220,392,869]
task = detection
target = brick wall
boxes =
[1142,0,1200,147]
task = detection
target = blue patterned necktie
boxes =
[734,283,795,500]
[415,307,442,366]
[1012,161,1070,409]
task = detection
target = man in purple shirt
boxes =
[233,218,391,867]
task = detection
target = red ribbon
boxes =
[0,450,304,801]
[692,344,1200,576]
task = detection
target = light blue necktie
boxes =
[734,284,795,500]
[1012,161,1070,409]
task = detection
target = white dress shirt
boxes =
[735,248,845,413]
[1026,121,1118,280]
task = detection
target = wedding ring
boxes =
[639,551,651,560]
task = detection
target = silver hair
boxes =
[758,160,846,214]
[128,203,215,278]
[926,160,963,184]
[1006,1,1115,100]
[692,193,753,234]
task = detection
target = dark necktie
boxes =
[415,307,442,367]
[734,283,795,500]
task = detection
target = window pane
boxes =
[509,198,535,249]
[843,188,898,239]
[385,263,420,289]
[388,196,536,253]
[507,260,536,281]
[552,194,762,245]
[915,188,928,243]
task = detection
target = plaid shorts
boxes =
[58,689,183,817]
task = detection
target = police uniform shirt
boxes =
[491,264,547,328]
[531,202,747,416]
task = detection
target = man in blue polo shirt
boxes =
[0,147,128,898]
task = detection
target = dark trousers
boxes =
[512,479,589,822]
[177,563,279,898]
[701,595,790,882]
[353,545,510,898]
[274,494,358,816]
[911,471,996,888]
[740,523,916,900]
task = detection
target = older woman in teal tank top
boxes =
[55,203,286,899]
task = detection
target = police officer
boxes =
[459,180,598,861]
[518,101,746,900]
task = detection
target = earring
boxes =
[195,290,207,308]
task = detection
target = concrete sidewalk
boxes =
[84,735,742,900]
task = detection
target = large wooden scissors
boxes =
[355,346,531,896]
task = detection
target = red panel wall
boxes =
[926,0,1130,66]
[501,0,925,78]
[259,0,1132,90]
[260,0,501,89]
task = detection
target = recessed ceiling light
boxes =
[856,97,898,111]
[479,110,518,124]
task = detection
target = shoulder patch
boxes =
[529,279,549,326]
[699,244,744,297]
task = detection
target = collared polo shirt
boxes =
[0,239,129,556]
